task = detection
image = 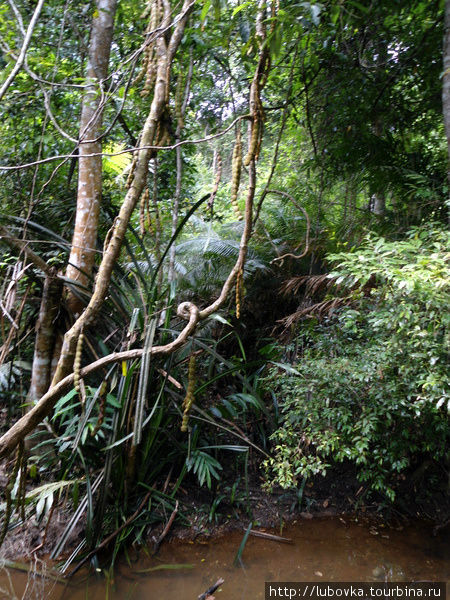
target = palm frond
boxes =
[277,296,353,329]
[281,274,336,297]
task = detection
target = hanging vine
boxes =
[181,353,196,432]
[230,128,243,220]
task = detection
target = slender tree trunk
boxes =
[372,117,385,216]
[27,272,62,406]
[167,144,182,283]
[51,0,194,388]
[168,56,193,283]
[372,192,385,216]
[65,0,117,316]
[25,272,62,453]
[443,0,450,188]
[151,159,164,294]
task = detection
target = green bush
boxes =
[264,224,449,500]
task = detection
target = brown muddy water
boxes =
[1,518,448,599]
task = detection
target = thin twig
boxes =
[6,0,25,35]
[0,115,251,171]
[152,500,179,554]
[248,529,293,543]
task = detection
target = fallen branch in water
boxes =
[248,529,293,544]
[198,577,225,600]
[1,560,68,584]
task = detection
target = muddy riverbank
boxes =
[1,516,448,599]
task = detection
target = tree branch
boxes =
[0,1,270,460]
[0,303,199,459]
[0,0,45,102]
[0,115,250,171]
[0,225,52,276]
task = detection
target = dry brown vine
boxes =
[181,354,196,432]
[230,128,243,220]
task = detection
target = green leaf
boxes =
[26,479,77,500]
[347,0,369,14]
[269,25,282,58]
[200,0,211,22]
[269,361,302,376]
[232,1,252,17]
[330,5,340,24]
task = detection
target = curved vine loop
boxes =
[268,190,311,265]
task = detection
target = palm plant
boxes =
[0,210,274,572]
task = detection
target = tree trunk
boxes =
[372,192,385,216]
[50,0,194,388]
[27,272,62,406]
[25,271,62,453]
[443,0,450,187]
[168,57,193,283]
[65,0,117,316]
[371,117,385,216]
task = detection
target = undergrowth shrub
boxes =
[264,224,450,500]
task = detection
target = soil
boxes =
[1,460,448,564]
[170,461,450,543]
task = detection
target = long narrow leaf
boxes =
[149,193,209,290]
[51,473,103,559]
[233,522,252,566]
[134,318,156,446]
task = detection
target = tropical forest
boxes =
[0,0,448,596]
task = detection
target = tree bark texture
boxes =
[25,272,62,454]
[65,0,117,315]
[26,272,63,406]
[168,56,193,283]
[371,117,385,216]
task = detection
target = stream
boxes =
[1,517,448,599]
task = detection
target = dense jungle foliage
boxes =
[0,0,448,570]
[264,225,449,500]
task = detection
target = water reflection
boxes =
[1,518,448,599]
